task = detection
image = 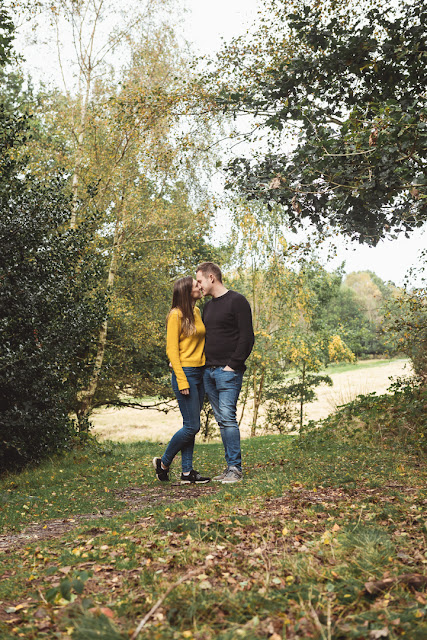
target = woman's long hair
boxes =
[167,276,196,337]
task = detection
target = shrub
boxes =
[0,126,106,470]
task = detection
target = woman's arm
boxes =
[166,311,189,392]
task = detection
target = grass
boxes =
[319,357,408,376]
[0,391,426,640]
[278,357,408,383]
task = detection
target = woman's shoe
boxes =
[153,457,169,482]
[180,469,211,484]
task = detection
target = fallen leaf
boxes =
[199,580,212,590]
[364,578,394,596]
[365,574,427,596]
[369,628,388,639]
[59,566,72,574]
[88,606,115,619]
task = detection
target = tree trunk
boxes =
[299,362,306,431]
[76,215,123,427]
[238,372,251,427]
[203,407,213,439]
[251,367,265,437]
[70,68,91,228]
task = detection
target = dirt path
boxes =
[1,481,419,551]
[0,484,219,550]
[90,359,412,442]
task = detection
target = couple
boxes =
[153,262,254,485]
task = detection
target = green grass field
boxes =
[319,358,408,376]
[0,397,426,640]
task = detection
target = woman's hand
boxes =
[180,388,190,395]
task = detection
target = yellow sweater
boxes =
[166,306,206,390]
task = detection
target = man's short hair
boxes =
[196,262,222,283]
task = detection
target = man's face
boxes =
[196,270,213,296]
[191,279,203,301]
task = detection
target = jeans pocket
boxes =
[220,367,237,377]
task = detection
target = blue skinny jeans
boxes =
[161,366,205,473]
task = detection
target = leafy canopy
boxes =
[210,0,427,244]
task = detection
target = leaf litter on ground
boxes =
[0,429,426,639]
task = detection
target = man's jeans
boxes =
[162,366,205,473]
[203,366,244,470]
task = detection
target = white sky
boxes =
[13,0,426,286]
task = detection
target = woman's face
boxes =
[191,279,203,300]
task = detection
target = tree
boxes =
[275,264,355,430]
[227,201,355,433]
[208,0,427,244]
[22,0,218,423]
[225,201,299,436]
[0,5,14,67]
[384,256,427,384]
[0,177,107,468]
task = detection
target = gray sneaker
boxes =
[212,468,229,482]
[221,466,243,484]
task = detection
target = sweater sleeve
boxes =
[166,311,189,390]
[228,295,255,370]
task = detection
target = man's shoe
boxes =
[153,457,169,482]
[212,468,229,482]
[221,466,243,484]
[180,469,211,484]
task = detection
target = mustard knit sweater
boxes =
[166,306,206,390]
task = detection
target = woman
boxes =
[153,276,210,484]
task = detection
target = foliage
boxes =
[209,0,427,244]
[264,393,296,434]
[293,268,399,358]
[0,5,14,67]
[225,202,356,433]
[0,28,106,468]
[322,278,376,356]
[266,259,355,430]
[299,377,427,453]
[90,183,215,407]
[383,262,427,382]
[0,175,107,468]
[20,1,220,420]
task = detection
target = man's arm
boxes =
[227,295,255,370]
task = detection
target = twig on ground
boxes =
[308,602,327,640]
[130,566,202,640]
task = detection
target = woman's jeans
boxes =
[162,366,205,473]
[203,366,244,470]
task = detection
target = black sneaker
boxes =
[153,457,169,482]
[180,469,211,484]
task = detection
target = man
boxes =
[196,262,254,484]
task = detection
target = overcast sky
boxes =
[13,0,426,286]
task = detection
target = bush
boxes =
[0,173,106,470]
[297,377,427,453]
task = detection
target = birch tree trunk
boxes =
[70,74,91,228]
[299,361,306,431]
[251,367,265,437]
[76,215,124,427]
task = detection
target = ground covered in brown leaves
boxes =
[1,425,426,639]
